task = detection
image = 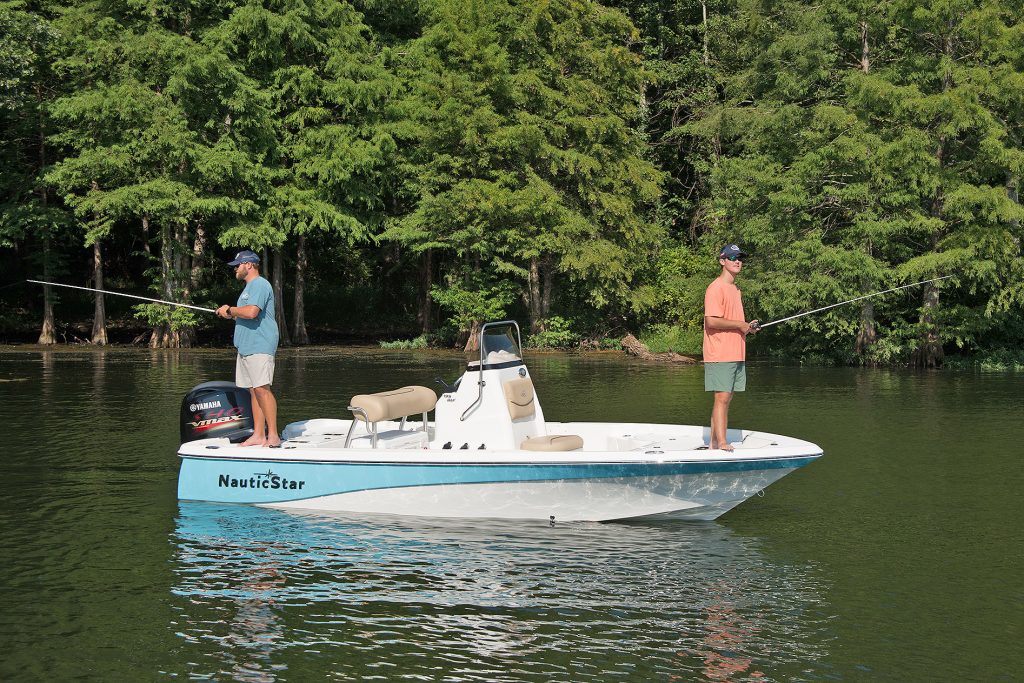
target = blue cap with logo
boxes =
[227,249,261,266]
[719,243,748,259]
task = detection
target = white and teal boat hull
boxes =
[178,422,820,522]
[177,322,822,522]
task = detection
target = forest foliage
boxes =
[1,0,1021,366]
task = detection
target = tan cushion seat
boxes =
[503,377,536,420]
[349,386,437,423]
[520,434,584,452]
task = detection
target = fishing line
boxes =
[26,280,218,313]
[753,275,953,330]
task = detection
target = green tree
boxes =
[679,0,1024,364]
[46,0,270,347]
[0,1,69,344]
[387,0,662,344]
[882,0,1024,366]
[687,0,885,361]
[209,0,397,345]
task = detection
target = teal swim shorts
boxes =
[704,361,746,392]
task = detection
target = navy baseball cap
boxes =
[227,249,260,266]
[719,244,749,259]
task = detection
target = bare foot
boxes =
[240,436,266,447]
[719,443,735,452]
[264,436,282,448]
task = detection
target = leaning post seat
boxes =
[502,378,584,452]
[345,386,437,448]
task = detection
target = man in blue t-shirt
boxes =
[216,250,281,447]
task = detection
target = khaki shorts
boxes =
[236,353,275,388]
[704,361,746,393]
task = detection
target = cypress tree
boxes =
[209,0,396,344]
[0,2,68,344]
[387,0,662,343]
[47,0,270,347]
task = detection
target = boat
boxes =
[177,321,822,521]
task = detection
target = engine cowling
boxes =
[180,381,254,444]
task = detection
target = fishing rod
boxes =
[753,275,953,330]
[26,280,218,314]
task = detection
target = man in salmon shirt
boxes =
[703,244,759,451]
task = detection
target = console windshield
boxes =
[479,323,522,364]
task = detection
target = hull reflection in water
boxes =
[171,503,832,681]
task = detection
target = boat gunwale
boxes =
[176,448,823,467]
[178,420,823,466]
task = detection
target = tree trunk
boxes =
[418,248,433,334]
[621,334,697,363]
[175,222,194,348]
[36,84,56,345]
[463,319,481,353]
[914,192,946,368]
[141,214,151,256]
[190,220,206,294]
[150,219,178,348]
[461,257,482,352]
[91,240,108,345]
[292,233,310,345]
[701,1,709,66]
[860,20,870,73]
[38,237,56,345]
[913,32,952,369]
[852,22,877,362]
[140,215,153,345]
[854,296,877,359]
[272,246,290,346]
[540,258,553,322]
[527,256,543,334]
[914,280,944,368]
[914,176,946,367]
[855,243,877,362]
[174,223,187,284]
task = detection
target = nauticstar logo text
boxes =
[218,470,306,491]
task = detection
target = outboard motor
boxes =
[180,381,254,444]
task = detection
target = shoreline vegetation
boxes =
[2,1,1021,368]
[1,316,1021,370]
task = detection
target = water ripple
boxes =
[6,349,1018,681]
[169,505,831,681]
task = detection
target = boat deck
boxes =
[179,420,821,464]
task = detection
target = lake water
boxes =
[1,347,1021,681]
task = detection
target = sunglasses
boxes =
[723,254,744,262]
